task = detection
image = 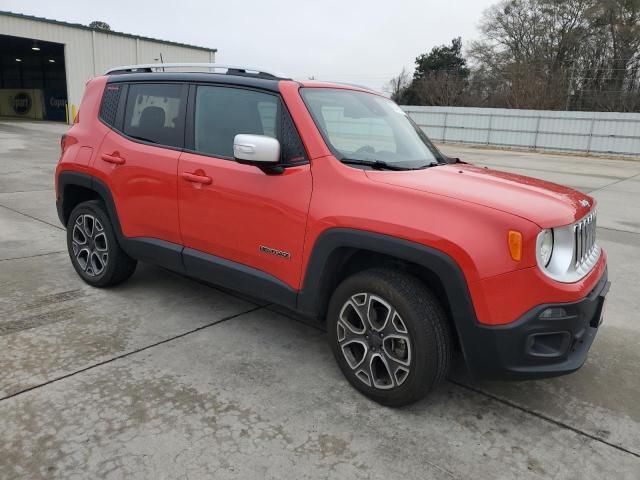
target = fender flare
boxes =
[56,170,184,272]
[296,228,480,338]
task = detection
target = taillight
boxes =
[60,134,76,157]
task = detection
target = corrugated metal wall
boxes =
[403,106,640,157]
[0,13,215,122]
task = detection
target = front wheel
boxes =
[327,268,452,407]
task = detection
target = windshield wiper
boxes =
[416,161,442,168]
[340,158,413,171]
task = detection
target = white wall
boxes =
[0,13,215,122]
[403,106,640,157]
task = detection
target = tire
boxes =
[327,268,452,407]
[66,200,137,287]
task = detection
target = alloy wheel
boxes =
[71,214,109,277]
[337,293,412,390]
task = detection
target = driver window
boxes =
[194,86,279,158]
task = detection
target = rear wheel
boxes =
[66,200,137,287]
[327,268,452,407]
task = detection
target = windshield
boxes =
[301,88,443,169]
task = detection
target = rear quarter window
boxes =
[123,83,186,148]
[99,84,123,127]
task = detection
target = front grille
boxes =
[574,211,597,268]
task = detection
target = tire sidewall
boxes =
[327,270,441,406]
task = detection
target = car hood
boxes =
[365,164,594,227]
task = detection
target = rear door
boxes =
[95,82,187,244]
[177,84,312,290]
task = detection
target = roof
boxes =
[0,10,217,53]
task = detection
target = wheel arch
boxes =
[57,171,124,236]
[296,229,479,346]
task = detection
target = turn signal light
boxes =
[508,230,523,261]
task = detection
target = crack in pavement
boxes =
[598,226,640,236]
[589,171,640,194]
[0,250,66,262]
[0,189,54,194]
[0,202,65,231]
[476,162,627,182]
[0,304,267,403]
[271,307,640,461]
[448,380,640,459]
[1,268,639,461]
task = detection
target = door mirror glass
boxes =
[233,134,280,165]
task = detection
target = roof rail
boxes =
[104,63,288,79]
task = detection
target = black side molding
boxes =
[183,248,297,308]
[125,237,185,274]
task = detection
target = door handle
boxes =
[101,153,126,165]
[182,172,212,185]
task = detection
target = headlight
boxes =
[538,229,554,267]
[535,211,601,283]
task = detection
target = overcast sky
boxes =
[4,0,496,90]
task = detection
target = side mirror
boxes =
[233,134,280,166]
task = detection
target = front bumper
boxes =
[460,267,610,380]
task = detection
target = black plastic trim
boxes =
[183,248,297,308]
[124,237,185,274]
[56,171,93,225]
[57,171,184,272]
[298,228,476,326]
[460,268,610,380]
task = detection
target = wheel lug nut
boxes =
[379,333,384,338]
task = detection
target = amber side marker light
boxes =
[508,230,523,261]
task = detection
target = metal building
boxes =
[0,10,216,123]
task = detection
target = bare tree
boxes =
[385,68,411,103]
[398,0,640,111]
[466,0,640,111]
[409,73,471,106]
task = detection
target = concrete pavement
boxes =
[1,120,638,479]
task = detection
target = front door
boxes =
[177,84,312,290]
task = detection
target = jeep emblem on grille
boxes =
[579,199,590,208]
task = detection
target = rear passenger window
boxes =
[194,86,279,158]
[123,83,185,148]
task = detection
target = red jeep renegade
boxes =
[55,64,610,406]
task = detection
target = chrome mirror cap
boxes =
[233,134,280,165]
